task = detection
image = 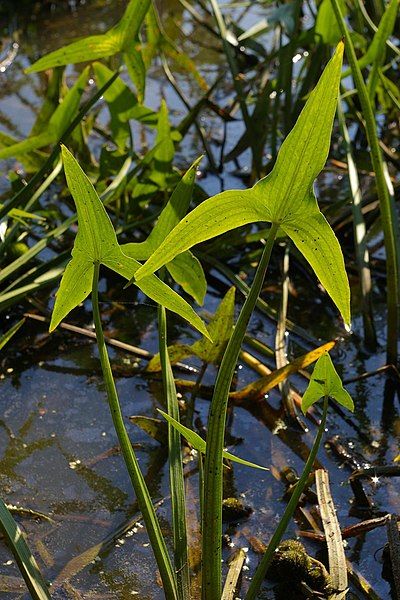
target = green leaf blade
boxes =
[283,207,350,325]
[301,352,354,414]
[134,189,266,280]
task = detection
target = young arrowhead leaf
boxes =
[133,43,350,325]
[25,0,151,73]
[301,352,354,414]
[158,410,268,471]
[50,145,209,339]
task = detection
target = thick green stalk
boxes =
[91,263,178,600]
[201,223,279,600]
[245,396,329,600]
[331,0,399,364]
[158,304,191,600]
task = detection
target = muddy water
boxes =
[0,1,398,598]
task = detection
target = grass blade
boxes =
[0,499,51,600]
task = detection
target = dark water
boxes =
[0,1,398,598]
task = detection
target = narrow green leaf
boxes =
[357,0,398,72]
[151,100,175,188]
[158,410,269,471]
[122,156,207,303]
[158,306,190,599]
[166,252,206,306]
[301,352,354,414]
[26,34,120,74]
[50,146,209,339]
[0,67,89,160]
[366,0,399,101]
[147,344,193,372]
[124,46,146,103]
[0,498,51,600]
[93,62,133,149]
[0,319,25,351]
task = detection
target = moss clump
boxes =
[222,497,252,522]
[269,539,333,599]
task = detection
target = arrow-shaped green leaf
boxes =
[301,352,354,414]
[133,43,350,325]
[50,145,210,339]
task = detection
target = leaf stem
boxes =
[91,262,178,600]
[201,223,279,599]
[245,395,329,600]
[158,304,191,600]
[331,0,399,365]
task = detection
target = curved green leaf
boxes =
[158,410,268,471]
[166,252,207,305]
[301,352,354,414]
[282,201,350,325]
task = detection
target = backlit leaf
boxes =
[134,43,350,324]
[301,352,354,414]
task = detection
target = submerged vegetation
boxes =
[0,0,399,598]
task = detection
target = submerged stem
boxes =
[201,223,279,600]
[245,396,329,600]
[91,262,178,600]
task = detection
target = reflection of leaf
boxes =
[135,44,350,325]
[147,287,235,371]
[122,156,207,304]
[301,352,354,414]
[26,0,151,73]
[0,67,89,159]
[158,410,268,470]
[50,146,209,340]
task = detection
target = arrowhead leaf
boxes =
[301,352,354,414]
[133,43,350,324]
[50,145,209,339]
